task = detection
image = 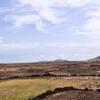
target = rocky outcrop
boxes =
[29,87,100,100]
[88,56,100,61]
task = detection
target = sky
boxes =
[0,0,100,63]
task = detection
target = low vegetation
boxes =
[0,78,100,100]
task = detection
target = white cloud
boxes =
[76,5,100,40]
[9,0,92,31]
[13,15,40,27]
[14,0,68,30]
[2,0,99,32]
[39,8,65,24]
[0,40,100,61]
[17,0,91,8]
[83,18,100,32]
[0,42,40,49]
[0,41,99,51]
[66,0,91,7]
[83,8,100,32]
[1,0,100,62]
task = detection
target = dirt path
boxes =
[0,76,100,83]
[62,76,100,80]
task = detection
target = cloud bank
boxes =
[0,0,100,62]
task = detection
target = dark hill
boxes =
[89,56,100,61]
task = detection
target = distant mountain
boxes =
[88,56,100,61]
[54,59,68,62]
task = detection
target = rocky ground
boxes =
[1,59,100,100]
[31,87,100,100]
[0,61,100,80]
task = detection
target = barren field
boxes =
[0,61,100,80]
[0,61,100,100]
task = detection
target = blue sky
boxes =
[0,0,100,63]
